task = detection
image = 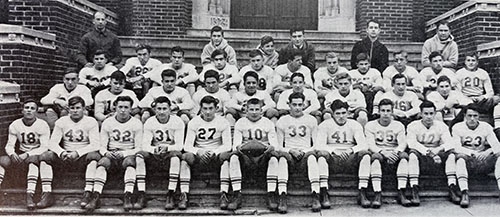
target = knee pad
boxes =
[371,152,384,162]
[85,151,102,163]
[39,151,58,165]
[316,150,331,159]
[182,152,196,166]
[218,151,232,162]
[357,150,371,157]
[97,157,112,170]
[166,151,183,159]
[122,156,136,168]
[0,156,12,167]
[25,155,40,165]
[398,152,409,160]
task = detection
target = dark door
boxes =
[230,0,318,30]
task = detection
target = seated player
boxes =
[452,104,500,208]
[348,53,384,116]
[420,51,458,95]
[39,96,101,210]
[427,76,471,125]
[79,49,117,96]
[198,49,241,94]
[275,92,326,212]
[226,71,279,124]
[366,99,409,208]
[273,49,313,95]
[86,96,143,212]
[201,25,237,66]
[0,99,50,210]
[407,101,458,206]
[315,100,371,208]
[382,50,422,93]
[120,44,162,99]
[145,46,198,96]
[94,71,140,124]
[373,74,422,126]
[276,73,321,122]
[229,98,279,211]
[139,69,194,123]
[191,70,231,117]
[313,52,348,98]
[324,72,368,126]
[180,96,233,210]
[40,69,93,126]
[136,96,185,210]
[239,49,276,94]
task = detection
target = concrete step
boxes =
[186,28,361,41]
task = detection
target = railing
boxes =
[0,24,56,49]
[478,41,500,59]
[53,0,118,25]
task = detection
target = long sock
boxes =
[318,157,329,188]
[136,155,146,192]
[397,159,409,189]
[267,157,278,192]
[408,153,419,186]
[445,153,457,186]
[94,166,107,193]
[495,158,500,191]
[27,163,38,194]
[168,157,180,191]
[456,158,468,191]
[0,166,5,187]
[358,155,370,189]
[124,166,136,193]
[230,155,242,192]
[84,161,97,192]
[371,159,382,192]
[39,161,52,192]
[220,161,230,193]
[179,160,190,193]
[277,157,288,194]
[307,155,320,193]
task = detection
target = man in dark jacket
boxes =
[351,19,388,73]
[278,28,316,72]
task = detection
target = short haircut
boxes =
[366,19,380,28]
[200,95,219,107]
[437,20,449,28]
[290,27,304,35]
[93,11,105,18]
[152,96,171,107]
[391,73,407,85]
[394,50,408,58]
[23,99,40,108]
[210,26,223,36]
[64,68,78,76]
[94,49,107,58]
[335,72,351,83]
[325,52,338,60]
[211,49,228,59]
[68,96,85,107]
[243,71,259,82]
[288,91,305,102]
[464,103,481,114]
[437,75,451,86]
[356,53,369,63]
[290,72,304,82]
[288,49,304,61]
[135,44,152,53]
[419,100,436,111]
[378,98,394,110]
[171,46,184,56]
[429,51,442,62]
[465,52,478,60]
[204,69,220,82]
[249,49,263,58]
[247,98,263,106]
[161,69,177,80]
[114,95,133,107]
[330,99,349,113]
[260,35,274,46]
[110,70,127,82]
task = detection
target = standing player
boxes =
[276,73,321,121]
[407,101,458,206]
[229,98,280,212]
[39,96,101,209]
[0,99,50,210]
[180,96,232,210]
[79,50,117,95]
[239,49,276,94]
[199,49,241,94]
[365,99,409,208]
[136,96,185,210]
[313,52,349,98]
[86,96,143,212]
[275,92,324,212]
[315,100,371,208]
[191,70,231,117]
[452,104,500,208]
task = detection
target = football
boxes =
[240,140,267,157]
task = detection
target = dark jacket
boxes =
[75,28,122,67]
[278,41,316,72]
[351,37,388,72]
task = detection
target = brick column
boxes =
[131,0,192,37]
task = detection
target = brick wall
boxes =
[424,0,467,23]
[480,56,500,94]
[131,0,192,37]
[0,0,7,23]
[0,103,22,151]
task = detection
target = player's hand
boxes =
[114,151,124,159]
[104,151,115,159]
[433,155,442,164]
[106,62,114,66]
[60,151,70,161]
[340,149,353,161]
[68,151,79,161]
[372,86,385,93]
[54,99,68,109]
[170,104,179,111]
[476,149,492,161]
[264,145,275,155]
[128,76,144,84]
[472,95,485,103]
[381,150,398,164]
[84,62,94,68]
[200,152,212,165]
[10,153,22,164]
[393,110,406,118]
[289,149,305,161]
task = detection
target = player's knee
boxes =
[268,156,278,165]
[26,155,40,165]
[371,152,384,162]
[409,152,418,161]
[167,151,183,159]
[136,151,149,159]
[455,153,469,161]
[358,150,371,157]
[39,151,57,165]
[399,152,409,161]
[265,108,279,119]
[0,156,11,168]
[86,151,101,163]
[218,151,231,162]
[182,153,196,166]
[122,156,136,168]
[97,157,112,170]
[317,150,331,159]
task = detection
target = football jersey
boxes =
[199,64,241,86]
[139,86,194,111]
[324,89,366,112]
[452,121,500,153]
[382,65,422,90]
[313,66,348,92]
[120,57,162,89]
[226,90,276,115]
[145,63,198,86]
[316,119,367,153]
[142,115,185,153]
[275,114,317,150]
[427,90,472,121]
[456,67,494,98]
[419,67,458,89]
[274,64,313,88]
[40,84,93,106]
[49,116,99,156]
[94,89,140,116]
[184,115,231,153]
[191,88,231,115]
[406,120,453,152]
[238,64,276,93]
[348,68,383,87]
[365,120,406,152]
[373,90,421,115]
[276,89,320,114]
[79,65,117,86]
[100,116,143,156]
[233,117,278,148]
[5,118,50,156]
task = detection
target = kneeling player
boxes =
[39,96,101,210]
[0,99,50,210]
[180,96,233,210]
[229,98,279,212]
[136,96,185,210]
[407,101,458,206]
[452,104,500,208]
[275,92,326,212]
[365,99,409,208]
[87,96,143,212]
[315,100,371,208]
